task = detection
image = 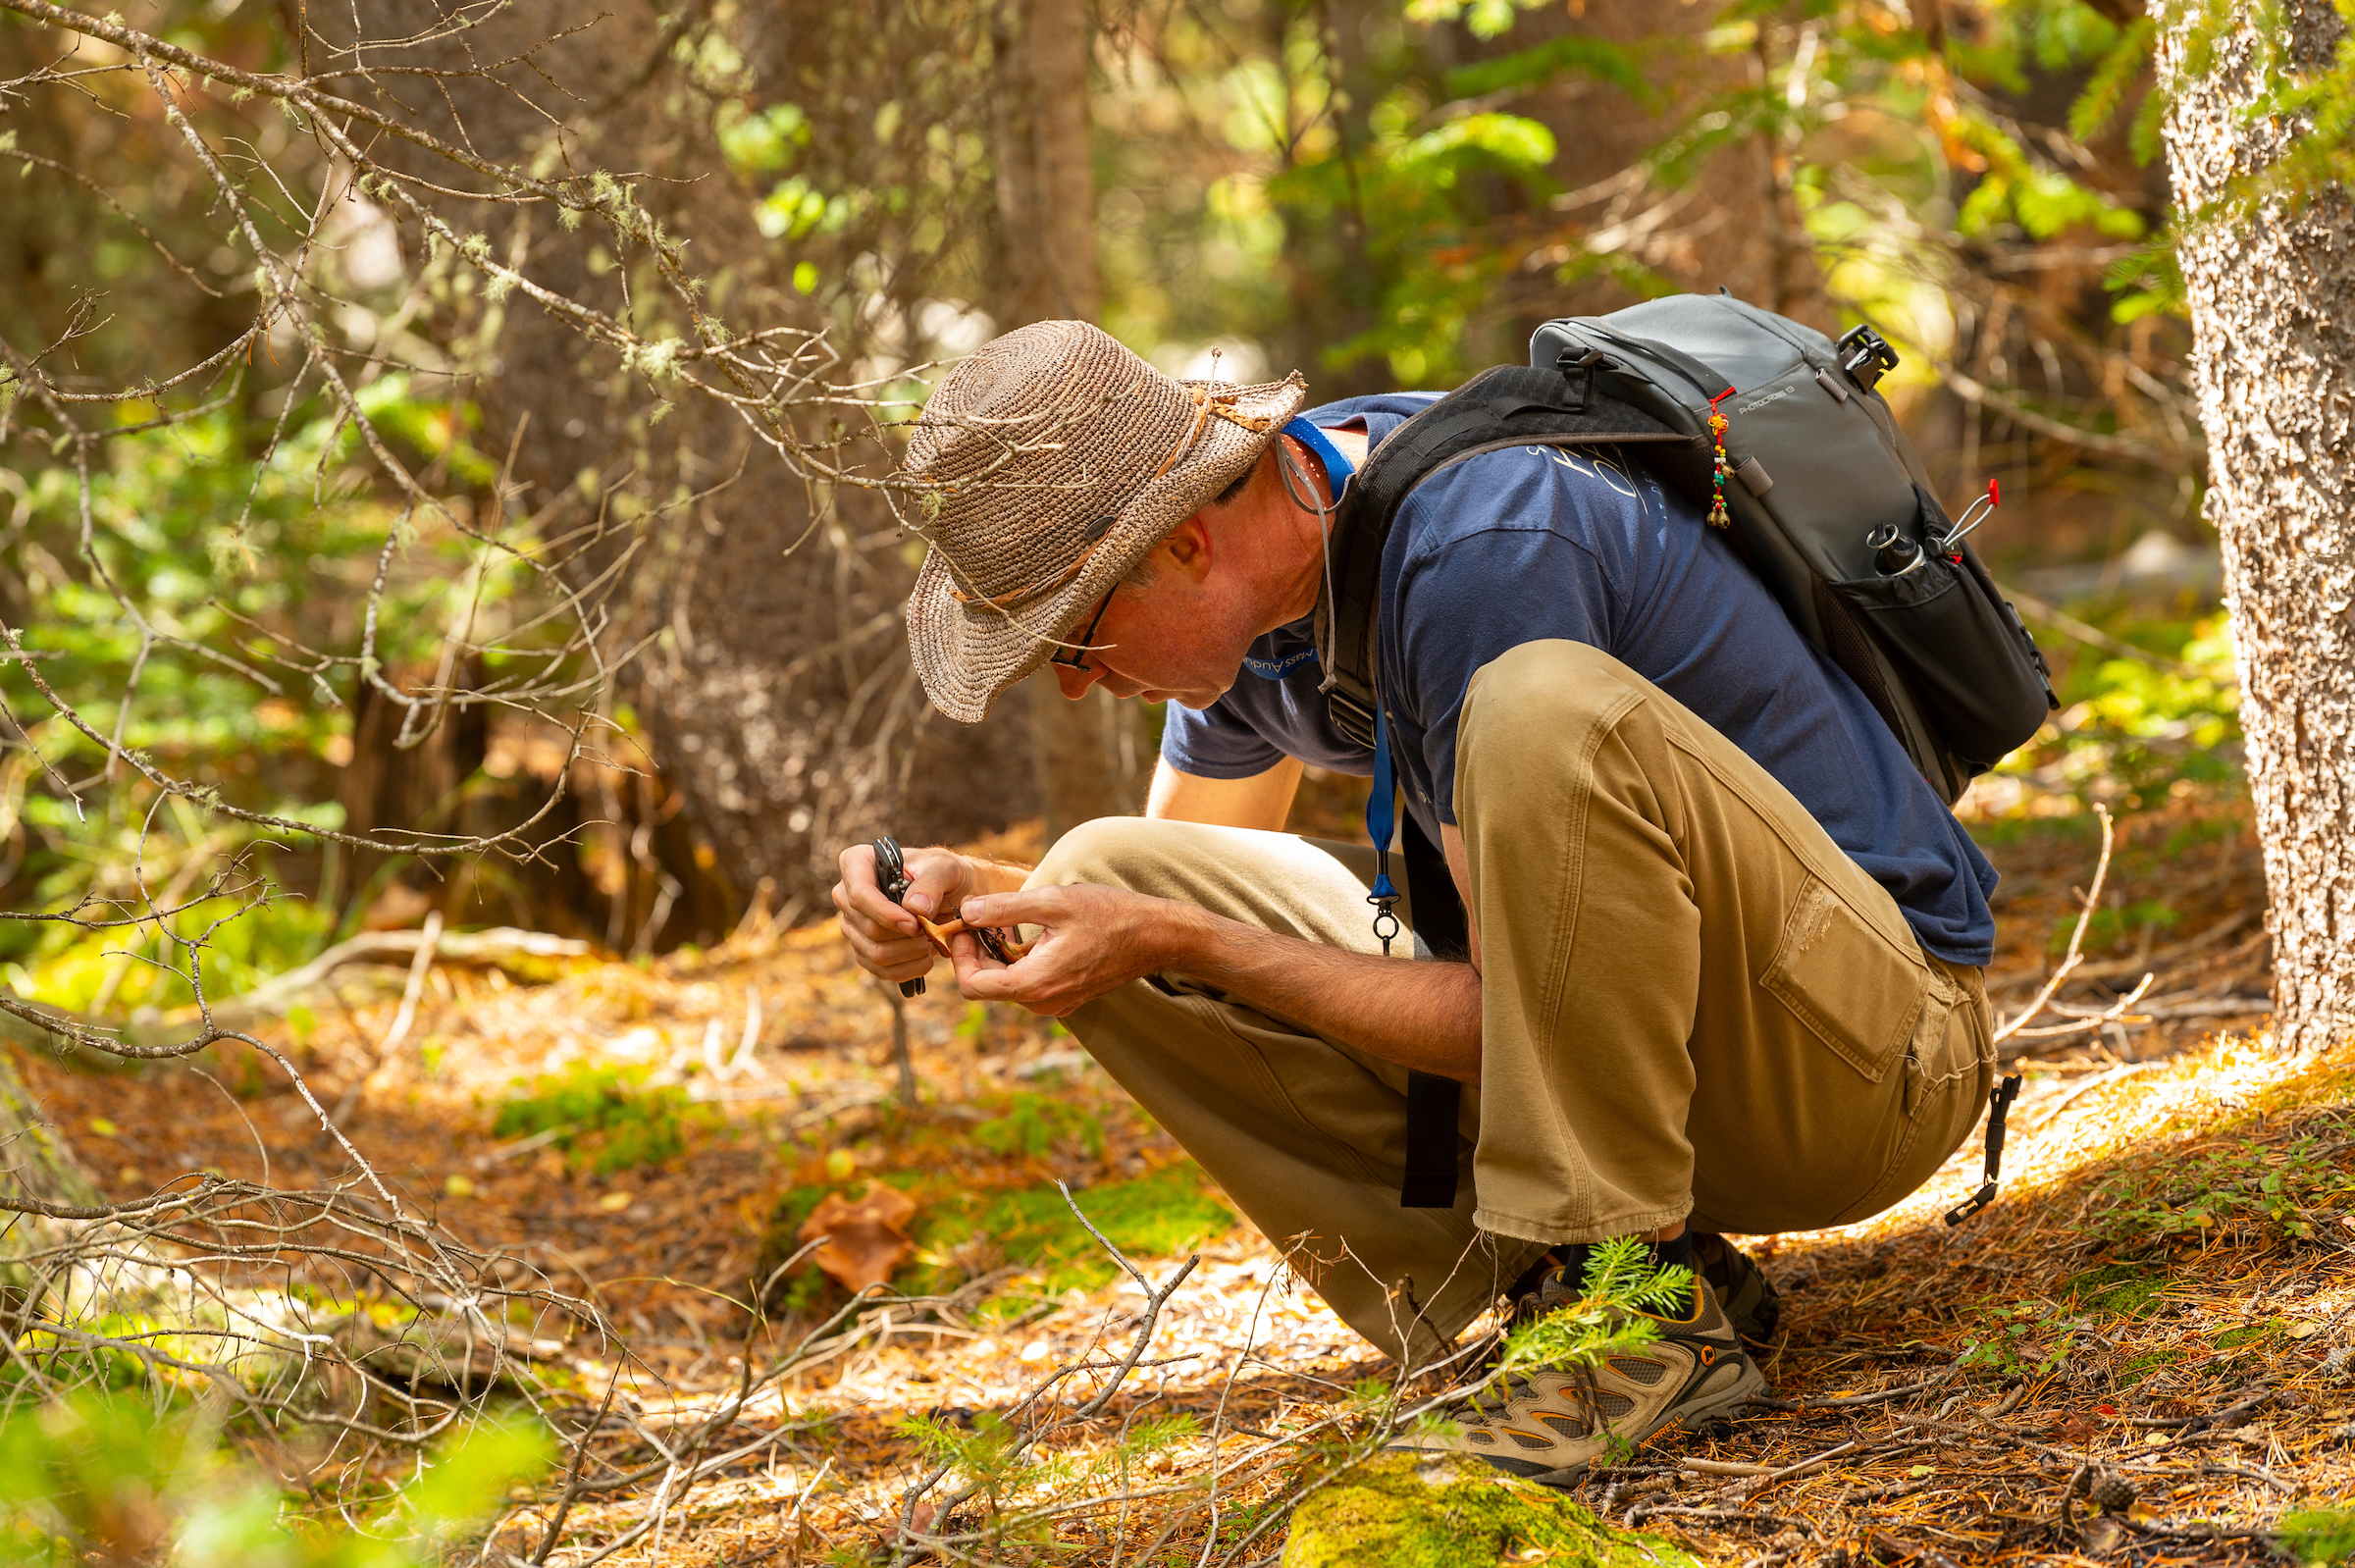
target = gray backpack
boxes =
[1320,290,2059,805]
[1317,292,2050,1216]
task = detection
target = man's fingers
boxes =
[844,890,919,939]
[902,850,968,918]
[958,968,1018,1002]
[953,947,1022,1000]
[843,919,936,977]
[877,947,935,984]
[950,934,1085,1017]
[865,925,939,964]
[958,887,1058,931]
[840,889,938,947]
[945,927,994,970]
[957,962,1077,1018]
[831,849,919,936]
[948,929,1021,988]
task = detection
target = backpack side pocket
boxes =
[1826,495,2056,768]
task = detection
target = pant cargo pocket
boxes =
[1757,874,1928,1082]
[1833,961,1995,1226]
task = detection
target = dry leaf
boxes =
[800,1183,919,1293]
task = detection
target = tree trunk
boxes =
[1750,18,1832,329]
[300,0,1045,922]
[992,0,1141,838]
[1513,0,1828,334]
[2159,1,2355,1052]
[992,0,1099,327]
[1284,0,1391,399]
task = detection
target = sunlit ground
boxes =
[11,773,2348,1563]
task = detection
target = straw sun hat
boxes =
[899,320,1306,722]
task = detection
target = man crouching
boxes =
[830,320,1995,1487]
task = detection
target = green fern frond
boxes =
[2072,18,2158,141]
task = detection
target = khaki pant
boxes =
[1032,641,1993,1362]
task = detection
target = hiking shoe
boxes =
[1395,1275,1767,1488]
[1505,1234,1781,1348]
[1692,1231,1782,1347]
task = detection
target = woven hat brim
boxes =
[908,374,1307,722]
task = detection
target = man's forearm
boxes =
[979,859,1033,895]
[1162,904,1482,1081]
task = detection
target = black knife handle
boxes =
[870,836,924,997]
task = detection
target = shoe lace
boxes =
[1460,1360,1600,1427]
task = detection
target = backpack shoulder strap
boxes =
[1310,365,1694,1217]
[1398,811,1470,1208]
[1314,364,1701,748]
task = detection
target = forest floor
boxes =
[12,790,2355,1566]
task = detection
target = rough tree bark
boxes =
[303,0,1043,925]
[2159,0,2355,1052]
[993,0,1142,839]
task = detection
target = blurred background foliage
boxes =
[0,0,2238,1018]
[0,1390,550,1565]
[0,1,2318,1556]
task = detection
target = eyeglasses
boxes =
[1051,588,1115,671]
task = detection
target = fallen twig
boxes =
[2001,970,2157,1044]
[379,909,443,1060]
[1985,909,2260,992]
[885,1182,1202,1567]
[1680,1435,1885,1483]
[1752,1369,1959,1412]
[2017,1061,2162,1150]
[1624,1502,1798,1530]
[1994,805,2125,1046]
[2001,586,2209,676]
[220,924,592,1018]
[2126,1516,2288,1544]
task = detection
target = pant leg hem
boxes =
[1472,1204,1693,1247]
[1385,1233,1553,1371]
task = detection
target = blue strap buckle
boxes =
[1366,706,1401,955]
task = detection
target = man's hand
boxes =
[842,842,1482,1081]
[947,886,1187,1017]
[832,842,989,988]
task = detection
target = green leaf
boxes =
[1400,112,1557,173]
[2104,226,2185,320]
[402,1415,554,1537]
[2275,1506,2355,1566]
[1442,36,1652,106]
[2069,18,2156,142]
[1405,0,1547,40]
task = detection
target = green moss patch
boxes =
[1282,1454,1701,1568]
[492,1064,715,1174]
[2116,1349,2182,1388]
[967,1174,1232,1294]
[2278,1506,2355,1565]
[2214,1317,2285,1353]
[2066,1263,2167,1321]
[756,1168,1233,1317]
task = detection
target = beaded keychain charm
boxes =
[1706,388,1735,529]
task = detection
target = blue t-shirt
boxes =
[1160,394,1999,967]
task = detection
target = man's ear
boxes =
[1155,514,1215,584]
